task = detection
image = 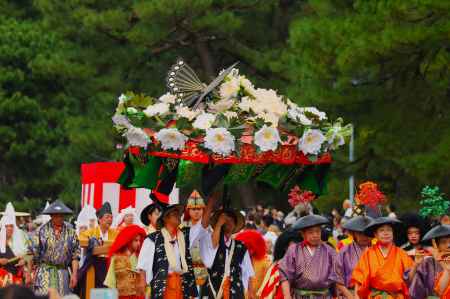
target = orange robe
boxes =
[434,271,450,298]
[351,244,413,299]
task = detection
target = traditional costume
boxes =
[0,203,28,287]
[76,204,97,236]
[137,203,207,299]
[399,213,430,258]
[104,224,147,299]
[351,217,413,299]
[331,215,373,297]
[279,215,336,299]
[78,202,118,299]
[257,230,300,299]
[409,225,450,299]
[29,200,80,296]
[182,191,209,297]
[201,209,255,299]
[235,229,271,299]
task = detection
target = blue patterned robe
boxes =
[28,221,80,296]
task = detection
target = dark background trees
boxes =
[1,0,448,213]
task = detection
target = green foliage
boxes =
[419,186,450,217]
[1,0,449,213]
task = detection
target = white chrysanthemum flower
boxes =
[239,76,256,95]
[118,94,128,104]
[143,103,170,117]
[287,108,312,126]
[223,111,238,120]
[158,93,177,104]
[219,77,240,100]
[193,113,216,130]
[155,128,188,151]
[175,105,200,121]
[254,125,281,152]
[124,127,150,148]
[252,88,287,117]
[126,107,138,114]
[208,98,235,113]
[298,129,326,155]
[257,112,280,127]
[300,107,327,121]
[112,114,132,129]
[238,96,253,112]
[204,128,235,156]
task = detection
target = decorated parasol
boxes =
[112,59,351,205]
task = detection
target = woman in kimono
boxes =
[351,217,413,298]
[279,214,337,299]
[0,203,28,287]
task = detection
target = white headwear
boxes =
[112,206,143,227]
[76,204,98,234]
[0,202,27,256]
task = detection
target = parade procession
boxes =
[1,1,450,299]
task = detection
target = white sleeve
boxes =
[199,228,218,269]
[189,222,207,249]
[241,250,255,291]
[137,238,155,284]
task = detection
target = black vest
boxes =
[0,245,18,275]
[208,238,247,299]
[148,227,197,299]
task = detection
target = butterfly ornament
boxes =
[166,58,238,110]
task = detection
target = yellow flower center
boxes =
[215,134,225,142]
[263,131,273,140]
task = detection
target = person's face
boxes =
[78,225,88,234]
[301,226,322,246]
[407,227,421,245]
[129,235,142,252]
[374,224,394,245]
[441,215,450,225]
[51,214,64,226]
[89,219,97,228]
[148,209,161,227]
[188,207,204,222]
[5,224,14,239]
[164,210,181,228]
[124,214,134,225]
[265,239,273,254]
[99,214,113,228]
[223,214,237,235]
[437,237,450,251]
[353,231,371,247]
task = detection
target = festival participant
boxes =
[182,190,209,296]
[331,215,373,298]
[104,224,147,299]
[351,217,413,298]
[235,229,271,299]
[257,230,300,299]
[279,214,336,299]
[201,208,255,299]
[78,202,118,299]
[28,200,80,296]
[0,203,28,287]
[140,201,161,234]
[408,224,450,298]
[137,195,215,299]
[113,206,143,231]
[76,204,97,237]
[399,213,430,258]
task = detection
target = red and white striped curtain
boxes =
[80,162,178,217]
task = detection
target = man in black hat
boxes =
[409,224,450,298]
[279,214,336,299]
[137,193,217,299]
[201,208,255,299]
[78,202,118,299]
[330,216,373,298]
[28,200,80,296]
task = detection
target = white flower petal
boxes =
[204,128,235,156]
[124,127,150,148]
[143,103,170,117]
[158,93,177,104]
[254,125,281,152]
[298,129,326,155]
[193,113,216,130]
[155,128,188,151]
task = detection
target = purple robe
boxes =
[330,243,366,288]
[408,256,442,299]
[279,243,336,299]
